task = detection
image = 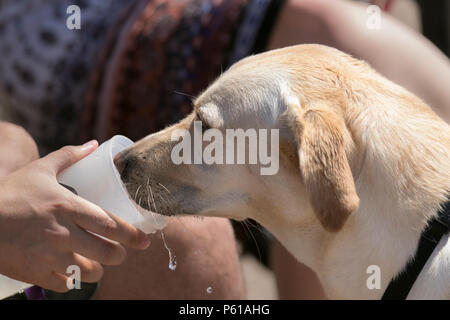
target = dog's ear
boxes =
[289,105,359,232]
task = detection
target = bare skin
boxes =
[95,217,245,299]
[0,122,39,177]
[271,240,326,300]
[267,0,450,299]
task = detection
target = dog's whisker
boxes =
[158,194,167,205]
[245,219,264,232]
[242,220,262,263]
[134,184,142,203]
[174,90,195,101]
[157,182,171,194]
[158,192,170,205]
[147,177,156,212]
[146,193,152,215]
[149,184,157,213]
[158,183,176,206]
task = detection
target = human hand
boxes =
[0,141,150,292]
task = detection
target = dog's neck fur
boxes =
[252,93,450,299]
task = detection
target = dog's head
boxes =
[116,45,361,232]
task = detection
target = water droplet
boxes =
[206,286,213,294]
[169,255,177,271]
[160,230,177,271]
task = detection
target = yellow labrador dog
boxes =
[115,45,450,299]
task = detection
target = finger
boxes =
[41,140,98,175]
[49,251,104,283]
[2,259,72,293]
[68,195,150,250]
[40,272,72,293]
[63,224,127,266]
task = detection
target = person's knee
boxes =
[162,217,246,299]
[166,217,237,249]
[0,122,39,177]
[0,121,39,161]
[95,217,246,299]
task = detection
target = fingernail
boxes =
[81,140,98,151]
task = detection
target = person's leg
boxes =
[0,122,39,178]
[270,240,326,300]
[94,217,245,299]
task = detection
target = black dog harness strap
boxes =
[382,199,450,300]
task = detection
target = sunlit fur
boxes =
[123,45,450,299]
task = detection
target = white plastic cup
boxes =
[0,276,31,299]
[0,135,168,299]
[57,135,168,234]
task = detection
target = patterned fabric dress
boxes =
[0,0,284,155]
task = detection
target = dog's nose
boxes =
[114,151,128,175]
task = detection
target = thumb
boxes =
[43,140,98,174]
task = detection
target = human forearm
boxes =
[0,122,39,178]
